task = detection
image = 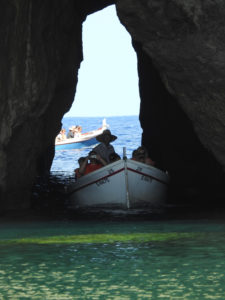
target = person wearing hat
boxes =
[93,129,117,163]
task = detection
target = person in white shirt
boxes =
[93,130,117,163]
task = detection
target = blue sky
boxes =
[65,5,140,117]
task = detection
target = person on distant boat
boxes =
[74,157,86,180]
[93,129,117,163]
[73,125,82,137]
[56,128,66,142]
[77,125,82,134]
[61,129,66,140]
[132,146,155,166]
[67,127,75,139]
[56,134,61,142]
[109,152,121,163]
[78,150,107,176]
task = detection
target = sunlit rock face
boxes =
[116,0,225,202]
[0,0,225,212]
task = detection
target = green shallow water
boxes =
[0,220,225,299]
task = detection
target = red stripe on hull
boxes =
[127,167,168,185]
[70,168,125,193]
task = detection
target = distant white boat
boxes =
[55,119,108,150]
[66,158,169,210]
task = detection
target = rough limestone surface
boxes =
[116,0,225,168]
[0,0,225,212]
[116,0,225,202]
[0,0,113,211]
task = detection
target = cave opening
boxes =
[51,5,142,175]
[35,3,225,214]
[66,4,141,118]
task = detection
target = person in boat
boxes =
[77,125,82,134]
[109,152,121,163]
[61,129,66,140]
[131,149,139,161]
[67,127,75,139]
[74,157,86,180]
[73,125,82,137]
[78,150,107,176]
[56,128,66,142]
[132,146,155,166]
[93,129,117,163]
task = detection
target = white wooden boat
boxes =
[67,158,169,210]
[55,119,108,150]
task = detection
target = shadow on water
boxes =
[27,172,225,223]
[1,173,225,299]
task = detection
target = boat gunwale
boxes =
[68,159,169,194]
[55,128,103,146]
[55,118,108,148]
[67,167,125,194]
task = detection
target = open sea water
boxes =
[51,116,142,175]
[1,116,225,299]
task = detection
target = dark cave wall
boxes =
[116,0,225,203]
[116,0,225,169]
[133,41,225,203]
[0,0,114,210]
[0,0,83,210]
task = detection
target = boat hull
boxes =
[55,138,98,150]
[55,119,108,150]
[67,159,169,210]
[126,159,168,208]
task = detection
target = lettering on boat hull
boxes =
[141,175,152,183]
[96,178,110,187]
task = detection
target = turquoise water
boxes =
[6,117,225,298]
[0,219,225,299]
